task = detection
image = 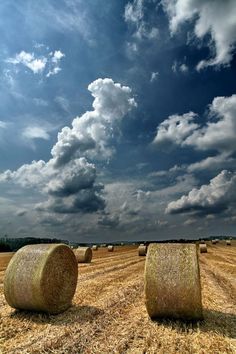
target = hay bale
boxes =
[199,243,207,253]
[211,239,217,244]
[92,245,98,251]
[74,247,92,263]
[108,245,114,252]
[4,244,78,314]
[226,240,231,246]
[138,245,147,256]
[199,240,205,244]
[145,243,203,320]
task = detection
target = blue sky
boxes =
[0,0,236,242]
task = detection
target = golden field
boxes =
[0,242,235,354]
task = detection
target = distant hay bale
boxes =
[108,245,114,252]
[216,239,220,243]
[74,247,92,263]
[138,245,147,256]
[211,239,217,244]
[226,240,231,246]
[4,244,78,314]
[200,240,205,244]
[145,243,203,320]
[92,245,98,251]
[199,244,207,253]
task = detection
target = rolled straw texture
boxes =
[199,244,207,253]
[4,243,78,314]
[138,245,147,256]
[145,243,203,320]
[74,247,92,263]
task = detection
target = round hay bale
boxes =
[211,239,217,244]
[138,245,147,256]
[226,240,231,246]
[199,240,205,244]
[92,245,98,251]
[74,247,92,263]
[199,243,207,253]
[145,243,203,320]
[4,244,78,314]
[108,245,114,252]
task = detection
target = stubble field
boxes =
[0,242,235,354]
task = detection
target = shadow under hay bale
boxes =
[156,309,236,339]
[145,243,203,321]
[9,305,105,325]
[199,244,207,253]
[4,244,78,314]
[74,247,92,263]
[138,245,147,256]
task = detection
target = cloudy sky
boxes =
[0,0,236,242]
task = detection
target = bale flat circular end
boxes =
[108,245,114,252]
[199,244,207,253]
[4,244,78,314]
[138,245,147,256]
[145,243,203,321]
[74,247,92,263]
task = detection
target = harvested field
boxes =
[0,243,235,354]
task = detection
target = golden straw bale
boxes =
[92,245,98,250]
[199,244,207,253]
[145,243,203,320]
[108,245,114,252]
[138,245,147,256]
[226,240,231,246]
[4,244,78,314]
[74,247,92,263]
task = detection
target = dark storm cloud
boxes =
[98,214,120,228]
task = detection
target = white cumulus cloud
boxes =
[166,170,236,216]
[153,94,236,156]
[162,0,236,69]
[51,78,137,166]
[0,78,137,215]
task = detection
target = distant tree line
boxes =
[0,237,68,252]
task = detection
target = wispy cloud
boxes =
[150,71,159,82]
[6,48,65,77]
[22,126,50,141]
[7,51,47,74]
[0,121,7,129]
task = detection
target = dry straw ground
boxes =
[0,242,235,353]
